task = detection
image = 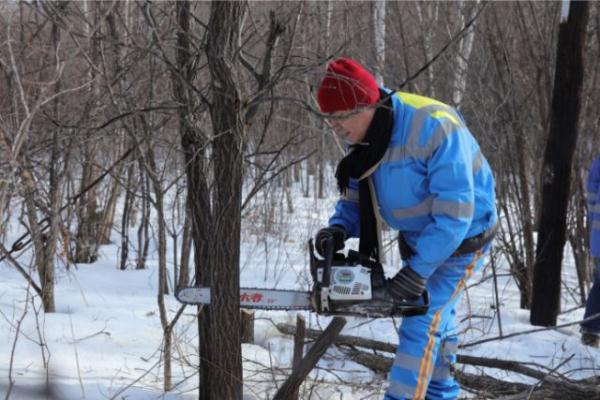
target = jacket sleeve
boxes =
[328,177,361,238]
[408,118,476,279]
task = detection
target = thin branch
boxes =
[241,150,316,211]
[0,242,43,297]
[395,1,489,90]
[461,312,600,349]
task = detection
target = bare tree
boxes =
[531,1,590,326]
[1,2,88,312]
[195,3,245,397]
[373,0,386,86]
[451,1,479,108]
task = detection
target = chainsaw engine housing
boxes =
[316,265,372,301]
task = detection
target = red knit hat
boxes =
[317,58,380,113]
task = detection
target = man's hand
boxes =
[386,266,426,301]
[315,225,346,257]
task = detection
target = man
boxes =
[581,154,600,347]
[314,58,497,400]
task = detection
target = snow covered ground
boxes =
[0,182,598,399]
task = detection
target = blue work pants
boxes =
[582,257,600,335]
[384,249,486,400]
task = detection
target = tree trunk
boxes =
[303,159,310,198]
[240,310,254,344]
[452,1,479,108]
[136,169,150,270]
[515,130,534,309]
[172,0,199,295]
[155,191,172,391]
[149,175,168,297]
[20,167,55,312]
[74,1,102,264]
[163,325,173,391]
[198,3,244,399]
[373,0,386,85]
[170,2,214,394]
[97,159,124,245]
[74,153,100,263]
[178,214,191,290]
[530,1,589,326]
[315,0,332,201]
[415,3,438,97]
[570,166,591,305]
[290,314,306,400]
[137,7,174,389]
[120,161,135,270]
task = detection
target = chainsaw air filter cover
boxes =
[316,265,372,301]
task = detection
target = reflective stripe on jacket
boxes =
[329,91,497,278]
[588,155,600,257]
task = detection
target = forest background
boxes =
[0,1,599,399]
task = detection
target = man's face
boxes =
[327,108,375,144]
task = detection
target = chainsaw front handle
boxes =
[322,237,335,287]
[398,290,430,317]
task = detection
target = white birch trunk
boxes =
[416,2,438,96]
[326,0,333,49]
[373,1,386,86]
[452,1,480,108]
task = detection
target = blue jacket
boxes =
[329,92,497,279]
[588,155,600,257]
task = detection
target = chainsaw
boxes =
[175,239,429,318]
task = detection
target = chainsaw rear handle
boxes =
[308,237,335,289]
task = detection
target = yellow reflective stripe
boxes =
[593,220,600,230]
[382,103,460,163]
[431,110,459,125]
[591,204,600,213]
[397,92,449,109]
[414,250,482,399]
[415,313,442,400]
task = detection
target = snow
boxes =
[0,180,598,399]
[560,0,570,23]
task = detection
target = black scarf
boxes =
[335,90,394,262]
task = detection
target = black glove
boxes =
[315,225,346,257]
[386,267,426,301]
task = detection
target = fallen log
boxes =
[276,322,395,353]
[341,347,530,397]
[276,322,600,399]
[341,347,597,400]
[273,317,346,400]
